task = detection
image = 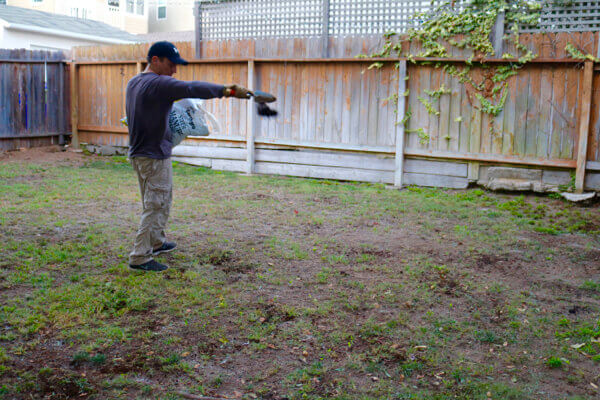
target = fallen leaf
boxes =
[414,345,427,351]
[591,382,598,389]
[181,352,190,357]
[571,343,586,349]
[372,376,379,381]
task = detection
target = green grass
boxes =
[0,155,599,399]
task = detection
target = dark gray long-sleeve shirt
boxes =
[126,72,225,159]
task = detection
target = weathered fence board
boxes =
[0,49,69,151]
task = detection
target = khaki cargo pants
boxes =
[129,157,172,265]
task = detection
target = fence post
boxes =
[321,0,330,58]
[195,1,203,59]
[58,62,65,145]
[394,60,407,187]
[69,62,79,148]
[575,60,594,193]
[492,11,505,56]
[246,60,256,174]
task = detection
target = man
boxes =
[126,41,249,271]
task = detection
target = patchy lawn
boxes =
[0,147,599,400]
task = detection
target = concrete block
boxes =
[487,167,542,181]
[543,170,572,186]
[585,173,600,191]
[486,178,533,191]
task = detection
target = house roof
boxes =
[0,5,140,43]
[136,30,195,44]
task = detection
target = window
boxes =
[126,0,144,15]
[108,0,119,7]
[70,7,88,19]
[157,0,166,20]
[135,0,144,15]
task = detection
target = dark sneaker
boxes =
[152,241,177,256]
[129,260,168,271]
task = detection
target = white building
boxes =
[0,5,140,50]
[5,0,195,35]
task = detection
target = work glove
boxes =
[224,84,251,99]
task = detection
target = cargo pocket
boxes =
[144,182,170,210]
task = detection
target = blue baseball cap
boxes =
[147,41,188,65]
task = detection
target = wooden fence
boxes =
[0,49,70,152]
[71,34,600,192]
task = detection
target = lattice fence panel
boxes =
[198,0,600,40]
[200,0,322,39]
[328,0,431,36]
[519,0,600,32]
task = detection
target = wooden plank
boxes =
[246,60,256,174]
[314,63,326,143]
[394,60,407,187]
[358,63,370,145]
[70,63,79,147]
[340,63,352,144]
[274,63,286,141]
[550,66,567,159]
[587,161,600,171]
[290,63,301,141]
[172,157,212,168]
[366,66,380,146]
[447,70,461,152]
[458,70,471,153]
[323,64,336,144]
[71,57,587,65]
[438,67,452,151]
[212,159,248,173]
[489,71,504,155]
[254,162,395,184]
[575,61,594,193]
[469,69,483,155]
[299,63,310,142]
[307,65,318,142]
[513,67,530,156]
[283,61,293,140]
[404,158,468,177]
[172,145,246,159]
[502,71,517,155]
[404,148,576,168]
[255,149,394,170]
[349,64,361,145]
[537,65,554,159]
[402,173,469,189]
[254,138,394,154]
[589,71,600,162]
[561,64,580,159]
[428,66,441,150]
[525,65,541,156]
[331,63,344,145]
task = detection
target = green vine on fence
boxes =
[369,0,551,142]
